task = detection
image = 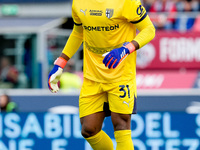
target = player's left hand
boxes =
[103,42,135,69]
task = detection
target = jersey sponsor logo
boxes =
[80,9,87,16]
[106,9,114,18]
[83,24,119,31]
[137,5,144,17]
[89,10,103,16]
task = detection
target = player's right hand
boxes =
[48,57,67,93]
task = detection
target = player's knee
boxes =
[113,120,129,130]
[111,113,131,130]
[81,125,97,138]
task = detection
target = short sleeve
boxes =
[72,0,82,25]
[122,0,147,24]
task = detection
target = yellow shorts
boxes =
[79,78,137,118]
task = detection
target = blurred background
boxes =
[0,0,200,150]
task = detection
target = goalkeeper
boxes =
[48,0,155,149]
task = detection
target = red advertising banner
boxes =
[136,31,200,69]
[136,70,198,89]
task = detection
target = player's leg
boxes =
[79,78,114,150]
[111,113,134,150]
[105,78,137,150]
[81,111,105,138]
[81,112,113,150]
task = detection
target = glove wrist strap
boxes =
[54,57,67,69]
[125,42,135,54]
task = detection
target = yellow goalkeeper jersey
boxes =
[72,0,147,83]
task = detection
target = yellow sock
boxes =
[85,130,114,150]
[114,130,134,150]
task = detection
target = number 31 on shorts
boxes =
[119,85,130,98]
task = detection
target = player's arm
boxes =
[130,15,155,50]
[61,23,83,60]
[103,15,155,69]
[48,24,83,93]
[119,14,156,52]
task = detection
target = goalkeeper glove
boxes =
[48,57,67,93]
[103,42,135,69]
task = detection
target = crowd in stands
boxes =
[0,56,29,89]
[143,0,200,32]
[0,57,19,88]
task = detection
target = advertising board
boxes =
[137,31,200,69]
[1,112,200,150]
